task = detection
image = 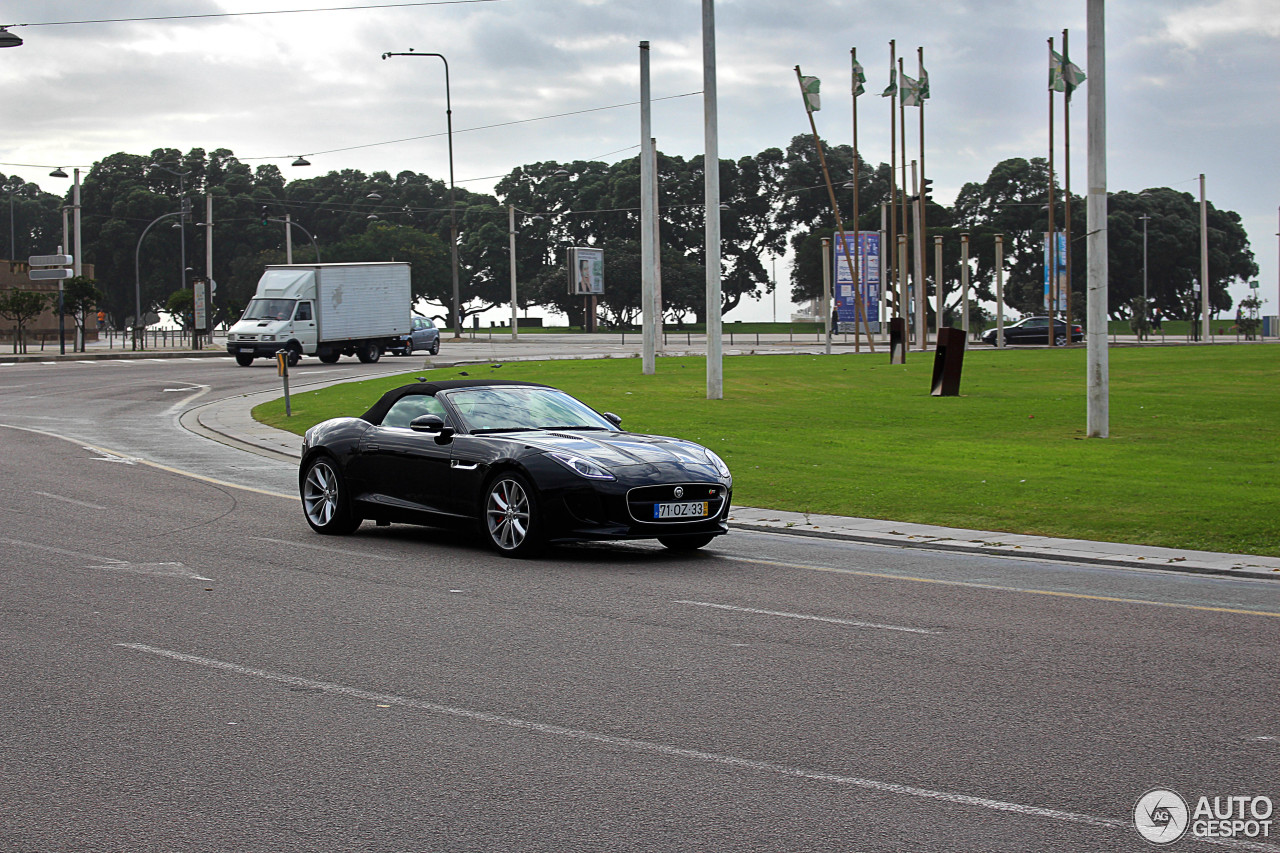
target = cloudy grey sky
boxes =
[2,0,1276,320]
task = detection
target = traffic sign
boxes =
[29,268,74,280]
[29,254,73,266]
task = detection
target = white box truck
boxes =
[226,262,411,366]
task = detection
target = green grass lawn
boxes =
[255,345,1280,556]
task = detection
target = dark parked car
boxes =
[392,316,440,356]
[982,316,1083,346]
[300,380,733,556]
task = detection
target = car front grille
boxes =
[626,483,727,524]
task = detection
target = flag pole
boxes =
[887,40,899,322]
[1047,36,1057,347]
[1063,28,1074,339]
[898,56,910,344]
[918,46,930,343]
[851,47,865,349]
[795,66,874,352]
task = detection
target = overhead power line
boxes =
[4,0,507,28]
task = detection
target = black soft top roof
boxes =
[360,379,551,424]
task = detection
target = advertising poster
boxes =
[833,232,881,327]
[568,247,605,295]
[1043,231,1067,312]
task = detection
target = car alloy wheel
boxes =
[302,457,361,534]
[484,472,541,556]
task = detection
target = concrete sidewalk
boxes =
[183,383,1280,583]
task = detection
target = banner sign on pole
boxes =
[833,232,881,327]
[567,247,605,295]
[1043,231,1067,312]
[193,278,208,332]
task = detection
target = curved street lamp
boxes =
[149,162,193,294]
[134,210,187,350]
[381,49,461,338]
[0,26,22,48]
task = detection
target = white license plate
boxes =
[654,501,708,519]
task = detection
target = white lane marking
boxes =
[0,537,213,581]
[163,383,211,417]
[118,643,1280,851]
[676,600,938,635]
[34,490,108,510]
[0,536,124,564]
[89,562,214,581]
[84,447,137,464]
[116,644,1136,838]
[0,424,294,500]
[248,536,399,562]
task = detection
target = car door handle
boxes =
[450,460,479,470]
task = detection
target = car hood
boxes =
[505,430,722,471]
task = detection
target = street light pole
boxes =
[382,49,461,339]
[150,162,192,296]
[1140,212,1151,339]
[134,210,185,351]
[508,204,518,342]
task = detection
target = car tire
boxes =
[658,533,716,551]
[286,343,302,367]
[483,471,542,557]
[429,339,440,355]
[234,352,254,367]
[318,349,340,364]
[301,456,362,535]
[357,342,382,363]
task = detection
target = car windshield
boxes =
[242,298,296,321]
[444,387,615,433]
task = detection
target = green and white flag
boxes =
[900,72,921,107]
[880,67,897,98]
[852,59,866,97]
[918,64,930,100]
[1050,50,1086,96]
[801,75,821,112]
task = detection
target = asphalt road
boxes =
[2,356,1278,852]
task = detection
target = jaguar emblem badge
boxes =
[673,486,684,499]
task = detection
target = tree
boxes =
[166,288,194,330]
[61,276,104,352]
[0,289,50,353]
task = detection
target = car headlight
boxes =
[703,447,731,478]
[260,334,275,342]
[549,452,615,481]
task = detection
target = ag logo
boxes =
[1135,788,1190,845]
[673,486,684,499]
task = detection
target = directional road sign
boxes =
[29,254,73,267]
[29,268,75,280]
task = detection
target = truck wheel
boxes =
[234,352,254,367]
[318,349,340,364]
[286,343,302,366]
[357,342,382,363]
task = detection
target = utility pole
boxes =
[640,41,656,375]
[1086,0,1109,438]
[1200,173,1210,342]
[703,0,722,399]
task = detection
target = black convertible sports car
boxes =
[299,379,733,556]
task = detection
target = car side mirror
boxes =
[410,414,454,443]
[602,412,622,428]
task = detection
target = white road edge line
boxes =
[116,642,1135,835]
[676,599,938,635]
[34,490,108,510]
